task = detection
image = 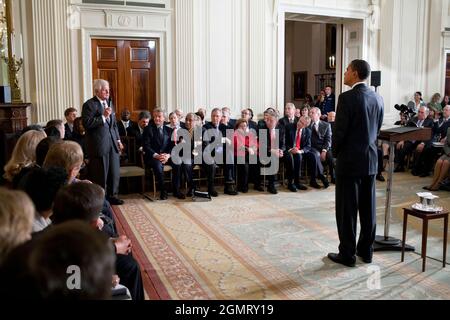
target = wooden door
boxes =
[92,39,157,120]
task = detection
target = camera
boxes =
[394,104,416,125]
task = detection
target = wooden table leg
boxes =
[422,218,429,272]
[401,211,408,262]
[444,215,448,268]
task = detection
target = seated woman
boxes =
[233,119,258,193]
[3,129,47,188]
[424,128,450,191]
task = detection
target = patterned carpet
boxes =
[113,173,450,300]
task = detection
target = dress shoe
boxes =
[356,254,372,264]
[268,185,278,194]
[287,183,298,192]
[295,183,308,191]
[327,253,356,267]
[186,189,193,197]
[376,174,385,182]
[209,189,219,197]
[160,192,168,200]
[224,184,238,196]
[394,166,405,173]
[254,185,265,192]
[310,181,322,189]
[423,186,431,191]
[411,170,419,176]
[320,176,330,189]
[331,178,336,184]
[108,197,124,205]
[175,193,186,200]
[419,172,429,178]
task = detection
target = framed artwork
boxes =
[293,71,307,100]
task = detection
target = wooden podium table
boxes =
[375,126,432,251]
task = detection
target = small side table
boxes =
[401,208,449,272]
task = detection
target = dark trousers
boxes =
[395,141,417,168]
[88,146,120,198]
[150,159,180,194]
[335,174,376,260]
[377,148,384,175]
[236,163,249,190]
[205,163,235,191]
[181,163,195,191]
[309,148,334,181]
[284,153,303,184]
[254,163,276,187]
[116,254,144,301]
[305,151,322,182]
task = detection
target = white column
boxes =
[174,0,194,112]
[32,0,74,123]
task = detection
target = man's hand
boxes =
[416,143,425,153]
[118,141,124,152]
[113,236,132,255]
[160,153,171,164]
[104,107,112,118]
[290,147,299,155]
[397,141,404,150]
[320,151,327,162]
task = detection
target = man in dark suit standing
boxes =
[327,60,384,267]
[143,108,183,200]
[82,79,124,205]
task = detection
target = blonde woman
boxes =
[0,188,35,265]
[3,130,47,186]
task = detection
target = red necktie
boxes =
[295,129,302,149]
[270,129,276,146]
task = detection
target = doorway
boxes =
[279,11,365,108]
[91,39,158,120]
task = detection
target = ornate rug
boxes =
[113,173,450,300]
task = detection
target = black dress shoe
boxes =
[419,172,429,178]
[327,253,356,267]
[224,185,238,196]
[186,189,193,197]
[319,175,329,189]
[295,183,308,191]
[310,181,322,189]
[357,254,372,264]
[331,178,336,184]
[394,166,405,173]
[287,183,297,192]
[411,170,419,176]
[160,192,168,200]
[175,193,186,200]
[209,189,219,197]
[254,185,264,192]
[268,185,278,194]
[376,174,385,182]
[108,197,124,205]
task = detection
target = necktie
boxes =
[103,102,110,125]
[270,129,276,147]
[295,129,302,149]
[173,128,178,145]
[418,120,423,127]
[158,127,163,143]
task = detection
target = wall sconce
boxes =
[328,55,336,69]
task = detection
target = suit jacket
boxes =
[82,97,121,158]
[126,123,145,148]
[322,94,336,114]
[310,121,332,152]
[64,123,73,140]
[278,116,299,129]
[202,122,229,158]
[142,124,175,164]
[332,84,384,176]
[407,117,434,144]
[285,125,311,154]
[117,120,136,137]
[257,122,286,157]
[433,118,450,141]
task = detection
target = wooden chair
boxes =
[119,136,146,197]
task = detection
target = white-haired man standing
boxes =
[82,79,124,205]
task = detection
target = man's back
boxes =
[332,84,384,177]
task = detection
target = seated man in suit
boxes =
[143,108,183,200]
[278,103,298,129]
[63,107,77,140]
[203,108,238,197]
[394,106,434,173]
[284,116,311,192]
[222,107,236,129]
[255,109,285,194]
[117,109,136,137]
[127,111,151,152]
[309,107,333,187]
